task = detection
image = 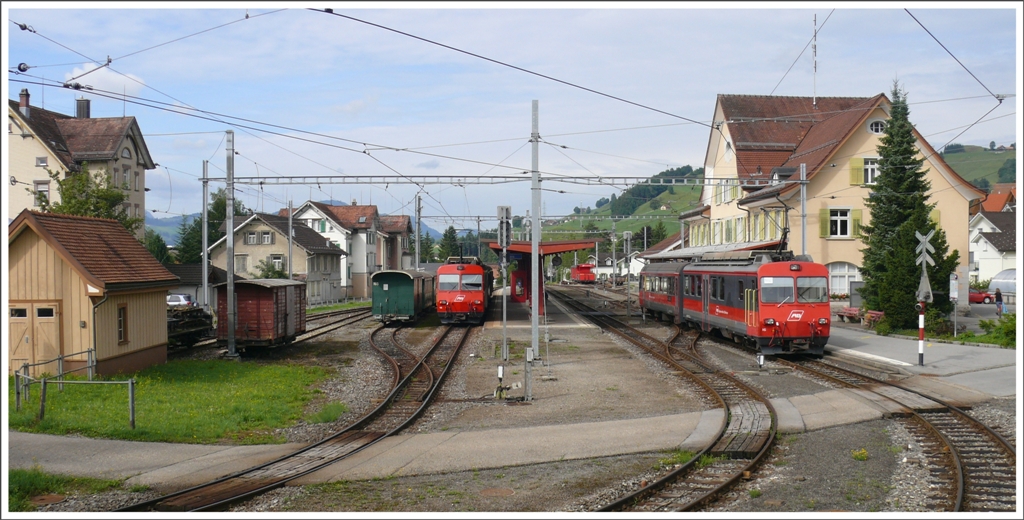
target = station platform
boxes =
[8,292,1018,494]
[483,286,597,330]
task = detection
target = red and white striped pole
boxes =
[917,301,925,366]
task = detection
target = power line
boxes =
[905,9,1000,101]
[311,8,713,129]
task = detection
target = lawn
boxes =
[8,359,332,444]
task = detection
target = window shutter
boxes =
[281,256,287,272]
[271,232,276,244]
[929,209,940,227]
[852,209,863,237]
[849,158,864,186]
[819,208,830,237]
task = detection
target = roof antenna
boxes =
[812,13,818,110]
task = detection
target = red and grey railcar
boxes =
[436,256,494,325]
[639,251,830,356]
[569,263,597,284]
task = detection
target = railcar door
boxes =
[701,273,711,332]
[285,285,297,336]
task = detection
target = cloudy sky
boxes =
[4,2,1020,232]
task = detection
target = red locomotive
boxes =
[436,256,494,325]
[639,251,830,356]
[570,263,596,284]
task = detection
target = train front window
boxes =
[797,277,829,303]
[439,274,460,291]
[462,274,483,291]
[760,276,794,304]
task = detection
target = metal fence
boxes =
[12,350,138,429]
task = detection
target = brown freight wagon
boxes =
[213,279,306,349]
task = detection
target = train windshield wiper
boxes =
[776,295,791,308]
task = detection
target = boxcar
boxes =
[214,279,307,349]
[371,269,436,324]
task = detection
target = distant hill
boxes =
[145,200,440,246]
[941,144,1016,187]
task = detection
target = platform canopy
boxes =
[485,239,603,257]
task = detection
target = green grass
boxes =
[8,360,331,444]
[657,449,696,469]
[940,145,1014,185]
[9,466,125,512]
[307,301,371,314]
[308,402,349,424]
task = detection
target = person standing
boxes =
[994,288,1003,318]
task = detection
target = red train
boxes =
[570,263,596,284]
[436,256,494,325]
[639,251,830,356]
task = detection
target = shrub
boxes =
[874,319,892,336]
[977,313,1016,348]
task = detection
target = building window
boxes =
[868,120,886,134]
[134,204,140,218]
[271,255,284,270]
[246,232,257,245]
[33,181,49,206]
[864,158,879,185]
[367,232,376,245]
[827,262,861,296]
[122,165,131,189]
[829,209,850,237]
[36,157,48,167]
[234,255,248,272]
[121,147,132,159]
[261,231,272,244]
[134,171,139,191]
[117,304,128,343]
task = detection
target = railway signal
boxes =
[914,229,935,367]
[498,205,511,361]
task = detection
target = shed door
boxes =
[285,286,296,336]
[8,303,61,377]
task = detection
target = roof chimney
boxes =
[352,199,357,206]
[19,88,30,118]
[76,97,91,118]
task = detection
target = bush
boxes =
[874,319,892,336]
[977,313,1016,347]
[970,278,991,291]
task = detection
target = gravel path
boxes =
[30,311,1017,514]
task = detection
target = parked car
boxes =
[968,288,993,304]
[167,293,197,308]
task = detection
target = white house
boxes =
[968,211,1016,284]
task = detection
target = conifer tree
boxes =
[859,81,958,328]
[438,225,460,260]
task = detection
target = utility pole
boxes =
[415,194,421,270]
[477,216,481,259]
[624,231,632,323]
[800,163,807,257]
[611,220,617,288]
[225,130,237,359]
[288,199,293,280]
[201,160,209,312]
[528,99,540,402]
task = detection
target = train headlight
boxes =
[473,300,482,305]
[818,318,828,325]
[439,300,448,306]
[763,318,776,326]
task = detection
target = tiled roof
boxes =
[255,213,348,255]
[9,210,178,289]
[323,205,378,230]
[379,215,411,234]
[56,117,134,163]
[163,263,241,285]
[8,99,76,171]
[978,211,1016,233]
[981,188,1016,212]
[979,230,1016,253]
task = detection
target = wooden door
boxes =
[32,303,61,376]
[285,286,296,336]
[8,306,31,374]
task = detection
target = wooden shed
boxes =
[8,210,180,376]
[213,279,306,349]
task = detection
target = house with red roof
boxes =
[8,210,179,376]
[648,93,984,301]
[284,201,414,299]
[8,89,156,238]
[980,183,1016,213]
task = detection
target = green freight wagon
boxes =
[371,269,436,324]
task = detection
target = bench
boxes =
[835,306,862,323]
[864,310,885,328]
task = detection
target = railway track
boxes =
[548,287,778,512]
[775,357,1017,513]
[118,323,473,512]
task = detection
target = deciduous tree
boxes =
[33,164,143,234]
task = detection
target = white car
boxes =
[167,294,196,308]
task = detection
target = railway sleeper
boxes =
[154,476,282,511]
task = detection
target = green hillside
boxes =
[941,144,1015,186]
